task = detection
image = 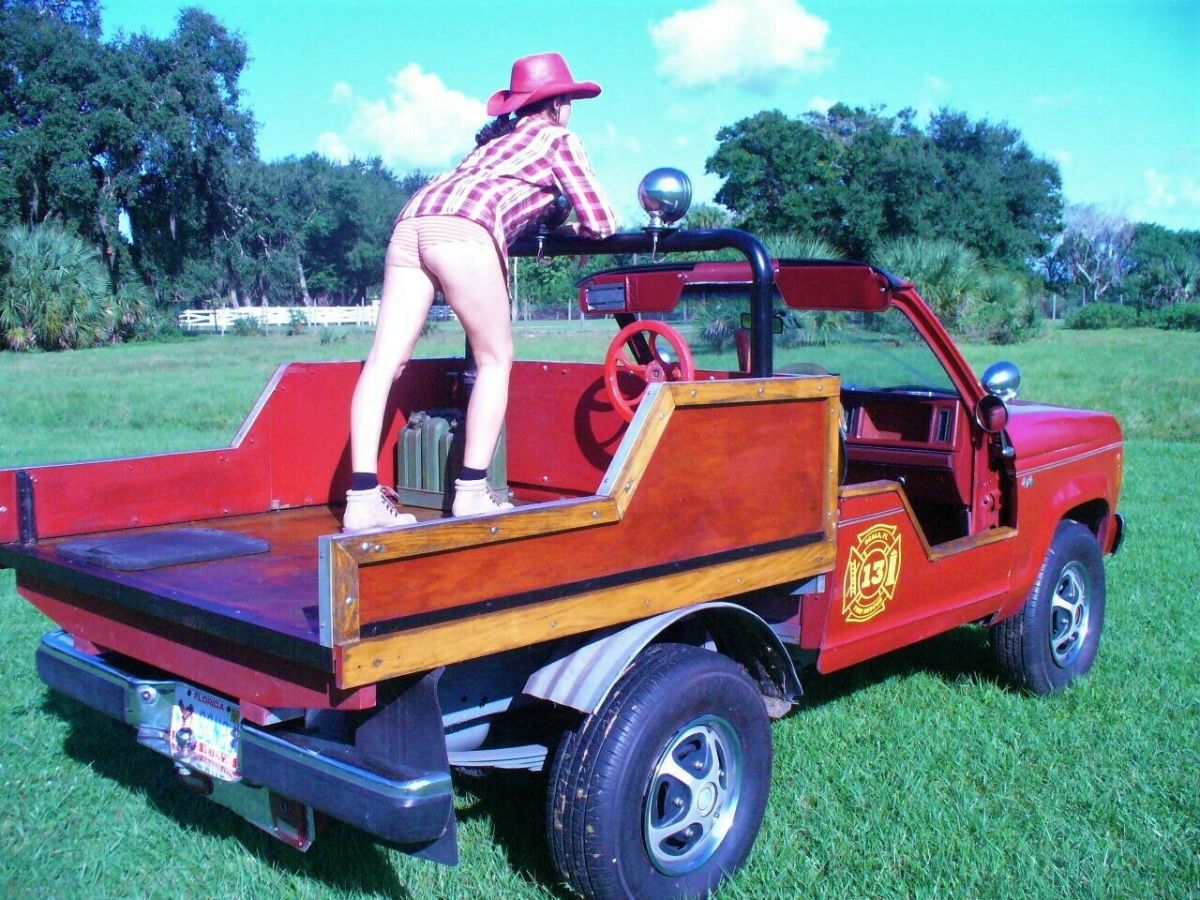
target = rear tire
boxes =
[991,520,1105,693]
[546,643,772,899]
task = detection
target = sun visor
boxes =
[775,266,891,311]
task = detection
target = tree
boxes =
[705,105,1062,267]
[120,9,257,299]
[0,223,110,349]
[1124,223,1200,308]
[707,110,841,236]
[926,109,1062,265]
[0,3,109,229]
[1044,205,1134,305]
[0,3,257,304]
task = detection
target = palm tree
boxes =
[1,224,112,350]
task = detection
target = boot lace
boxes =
[378,485,410,518]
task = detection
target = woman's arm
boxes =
[551,132,619,238]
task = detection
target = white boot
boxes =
[452,478,514,517]
[342,486,417,533]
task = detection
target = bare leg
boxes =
[422,242,513,470]
[349,264,436,474]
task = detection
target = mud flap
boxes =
[355,668,459,865]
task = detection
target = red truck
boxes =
[0,211,1123,898]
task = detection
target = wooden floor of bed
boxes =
[4,502,444,652]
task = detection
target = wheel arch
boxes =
[1063,497,1124,555]
[1063,497,1108,537]
[522,602,803,717]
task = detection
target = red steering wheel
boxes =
[604,320,696,422]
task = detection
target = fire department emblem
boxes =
[842,524,902,623]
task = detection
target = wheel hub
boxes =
[1049,561,1090,667]
[643,716,744,876]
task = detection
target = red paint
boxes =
[578,261,891,315]
[2,258,1125,720]
[818,483,1015,671]
[0,360,453,542]
[20,574,375,710]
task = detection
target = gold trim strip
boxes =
[336,541,835,687]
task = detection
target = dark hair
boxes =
[475,115,516,146]
[475,96,561,146]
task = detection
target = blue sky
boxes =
[102,0,1200,231]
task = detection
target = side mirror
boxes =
[982,360,1020,401]
[974,393,1010,434]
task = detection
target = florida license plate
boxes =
[168,683,241,781]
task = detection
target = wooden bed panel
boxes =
[6,506,354,654]
[357,397,832,630]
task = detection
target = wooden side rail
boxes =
[325,375,843,687]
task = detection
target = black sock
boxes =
[351,472,379,491]
[459,465,487,482]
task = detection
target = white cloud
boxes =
[1131,150,1200,228]
[914,74,950,121]
[650,0,830,90]
[1052,149,1073,167]
[1143,166,1200,211]
[807,94,835,114]
[1031,91,1077,110]
[316,131,351,163]
[592,123,643,156]
[318,64,486,170]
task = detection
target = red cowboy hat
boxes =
[486,52,601,117]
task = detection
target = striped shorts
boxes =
[386,215,493,269]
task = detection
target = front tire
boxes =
[547,643,772,899]
[991,520,1106,693]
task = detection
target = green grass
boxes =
[1,326,1198,898]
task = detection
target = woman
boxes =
[343,52,618,532]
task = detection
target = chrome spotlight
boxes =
[638,168,692,228]
[982,360,1021,401]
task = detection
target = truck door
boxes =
[782,305,1018,672]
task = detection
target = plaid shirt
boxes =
[399,116,618,269]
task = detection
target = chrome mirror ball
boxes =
[638,168,692,227]
[982,360,1021,401]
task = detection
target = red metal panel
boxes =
[506,361,625,496]
[817,486,1015,672]
[20,575,375,710]
[775,266,890,312]
[263,360,453,508]
[577,261,894,315]
[0,359,458,541]
[0,470,16,544]
[24,443,272,539]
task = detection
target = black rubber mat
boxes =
[57,528,270,571]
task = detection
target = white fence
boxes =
[177,304,380,333]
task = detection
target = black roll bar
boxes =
[509,228,776,378]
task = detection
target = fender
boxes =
[522,602,804,717]
[996,466,1118,624]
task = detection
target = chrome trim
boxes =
[837,507,906,527]
[317,536,333,647]
[232,363,289,447]
[597,381,663,496]
[41,630,178,728]
[38,630,450,805]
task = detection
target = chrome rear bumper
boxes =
[36,630,456,858]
